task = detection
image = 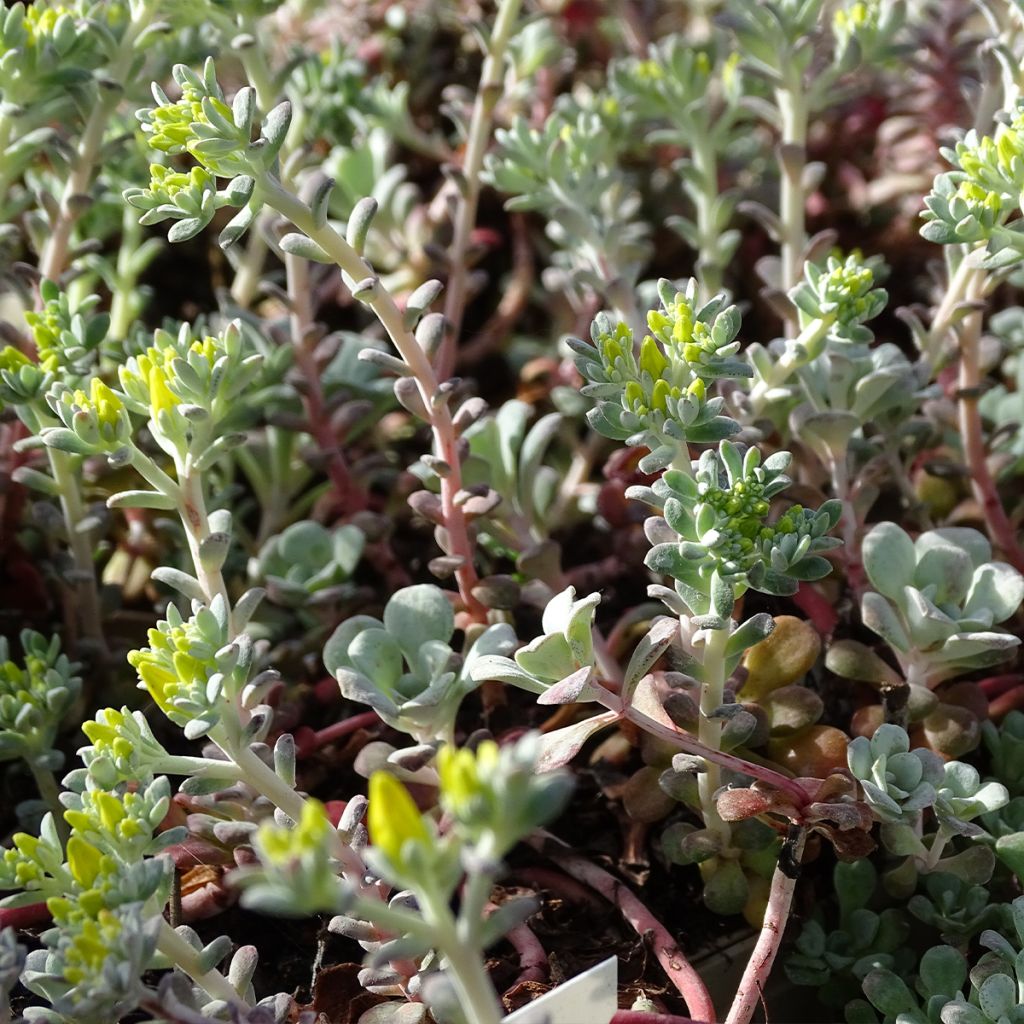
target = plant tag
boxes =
[501,956,618,1024]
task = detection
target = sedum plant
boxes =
[859,524,1024,687]
[7,4,1024,1024]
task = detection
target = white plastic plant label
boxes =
[501,956,618,1024]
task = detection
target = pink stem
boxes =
[791,582,838,636]
[723,828,806,1024]
[989,686,1024,721]
[978,674,1022,699]
[513,866,605,909]
[527,833,717,1024]
[487,902,548,985]
[0,902,51,929]
[295,710,381,758]
[594,684,811,810]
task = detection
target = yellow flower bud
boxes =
[148,365,178,417]
[368,771,429,866]
[67,836,103,888]
[639,336,668,379]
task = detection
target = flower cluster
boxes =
[569,280,751,472]
[240,800,344,916]
[41,377,130,455]
[127,602,252,739]
[0,630,80,772]
[128,59,290,244]
[922,102,1024,263]
[633,441,842,615]
[117,320,263,458]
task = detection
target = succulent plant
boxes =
[860,524,1024,687]
[250,520,364,607]
[323,584,516,743]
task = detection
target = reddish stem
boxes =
[989,686,1024,721]
[294,710,380,758]
[724,829,806,1024]
[527,833,717,1024]
[595,684,811,810]
[979,674,1024,699]
[487,902,548,986]
[0,902,51,930]
[791,582,838,636]
[513,866,605,909]
[958,273,1024,572]
[286,253,367,515]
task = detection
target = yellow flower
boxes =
[147,364,178,417]
[257,798,333,866]
[66,836,103,889]
[437,741,500,822]
[367,771,429,866]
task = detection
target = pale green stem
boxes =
[438,0,523,379]
[457,836,499,949]
[156,920,247,1008]
[775,74,808,337]
[419,888,504,1024]
[922,826,952,872]
[108,206,145,342]
[921,251,977,373]
[830,449,865,594]
[691,133,722,300]
[225,740,308,825]
[37,9,150,283]
[259,176,485,619]
[697,624,732,846]
[48,449,107,655]
[747,314,833,413]
[176,467,231,612]
[29,761,69,847]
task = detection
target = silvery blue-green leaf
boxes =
[348,628,403,693]
[925,527,991,567]
[323,615,383,676]
[861,591,911,652]
[964,562,1024,624]
[622,617,677,696]
[336,669,399,716]
[536,711,618,771]
[903,588,958,648]
[978,973,1016,1020]
[516,632,575,682]
[537,666,595,705]
[861,969,914,1015]
[279,233,333,263]
[862,522,916,599]
[383,585,454,660]
[468,654,546,694]
[913,543,973,607]
[929,632,1019,664]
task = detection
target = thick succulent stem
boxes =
[775,73,808,337]
[724,827,806,1024]
[156,921,247,1008]
[697,625,732,847]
